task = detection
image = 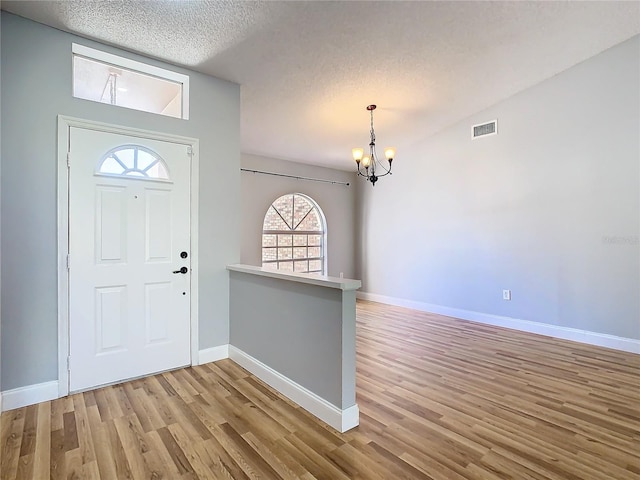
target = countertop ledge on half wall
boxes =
[226,264,362,291]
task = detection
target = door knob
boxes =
[173,266,188,274]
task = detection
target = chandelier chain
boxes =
[370,109,376,146]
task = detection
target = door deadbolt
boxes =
[180,251,188,259]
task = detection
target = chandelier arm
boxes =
[356,162,370,180]
[370,145,391,177]
[375,160,392,175]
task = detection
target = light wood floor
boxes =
[2,300,639,479]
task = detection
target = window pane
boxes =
[293,195,313,229]
[309,260,322,272]
[137,150,157,170]
[293,247,307,259]
[278,248,292,260]
[145,162,169,179]
[308,235,321,246]
[262,248,276,261]
[100,156,125,174]
[294,260,309,273]
[297,211,322,231]
[115,149,135,169]
[263,263,278,271]
[308,246,321,258]
[278,235,293,246]
[293,234,307,246]
[262,234,276,247]
[264,208,289,231]
[278,261,294,272]
[272,196,294,229]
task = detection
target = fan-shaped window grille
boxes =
[262,193,326,274]
[96,145,169,180]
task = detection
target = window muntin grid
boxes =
[262,194,326,275]
[96,145,170,181]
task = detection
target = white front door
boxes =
[68,126,192,392]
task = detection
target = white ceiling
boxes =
[3,1,639,171]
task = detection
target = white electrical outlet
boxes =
[503,289,511,301]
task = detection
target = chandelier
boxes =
[352,104,395,186]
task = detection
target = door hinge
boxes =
[67,356,71,371]
[67,151,71,168]
[66,254,71,270]
[186,145,194,157]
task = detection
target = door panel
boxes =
[68,127,191,392]
[145,188,172,261]
[144,282,172,344]
[95,286,127,352]
[96,186,127,263]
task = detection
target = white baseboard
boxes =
[1,380,59,412]
[340,404,360,432]
[357,291,640,354]
[197,344,230,365]
[229,346,359,433]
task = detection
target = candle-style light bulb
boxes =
[384,147,396,161]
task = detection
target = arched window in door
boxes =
[262,193,326,274]
[96,145,170,180]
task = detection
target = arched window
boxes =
[96,145,170,180]
[262,193,326,275]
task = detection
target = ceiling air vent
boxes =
[472,119,497,139]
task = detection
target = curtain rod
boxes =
[240,168,350,186]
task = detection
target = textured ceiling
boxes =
[3,1,639,170]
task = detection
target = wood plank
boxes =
[62,411,79,452]
[105,418,135,479]
[166,423,217,479]
[144,430,182,479]
[86,405,119,480]
[49,429,65,480]
[113,415,153,480]
[31,402,51,479]
[64,447,83,480]
[156,426,196,476]
[72,393,97,466]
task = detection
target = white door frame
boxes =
[57,115,200,397]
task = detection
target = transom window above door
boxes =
[72,43,190,119]
[96,145,170,180]
[262,193,326,274]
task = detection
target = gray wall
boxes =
[229,270,356,409]
[357,35,640,340]
[241,154,357,278]
[1,13,240,390]
[0,33,2,403]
